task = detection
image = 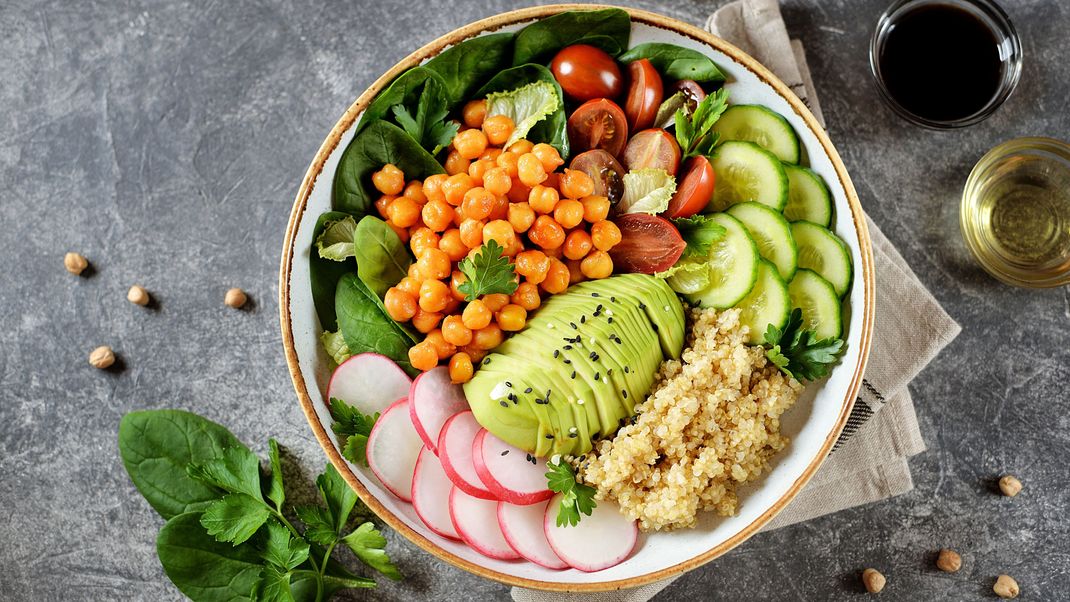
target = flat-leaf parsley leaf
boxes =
[763,308,845,382]
[457,239,518,301]
[545,458,597,527]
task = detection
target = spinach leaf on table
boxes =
[156,511,263,602]
[354,216,411,298]
[511,8,631,65]
[423,32,515,105]
[476,64,570,159]
[332,120,444,217]
[619,43,726,82]
[310,211,356,333]
[335,273,419,376]
[118,409,247,519]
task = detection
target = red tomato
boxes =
[567,99,629,158]
[551,45,623,102]
[624,59,663,132]
[608,214,686,274]
[569,150,625,204]
[664,156,715,218]
[621,129,681,175]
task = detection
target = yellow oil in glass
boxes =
[962,138,1070,287]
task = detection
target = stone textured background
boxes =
[1,0,1068,600]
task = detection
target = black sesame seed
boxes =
[564,358,571,364]
[535,398,544,404]
[608,317,614,324]
[653,324,659,332]
[499,401,508,408]
[524,387,533,393]
[505,381,513,387]
[608,368,614,376]
[594,372,600,380]
[569,432,577,438]
[596,304,604,312]
[639,303,647,310]
[545,434,554,439]
[553,349,560,358]
[611,296,617,303]
[592,292,600,297]
[622,389,629,399]
[624,366,630,373]
[501,450,509,456]
[526,453,533,462]
[546,389,552,399]
[564,345,573,350]
[571,371,576,379]
[589,352,597,360]
[580,315,586,324]
[579,455,587,462]
[483,357,491,365]
[570,322,578,330]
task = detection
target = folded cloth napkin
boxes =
[512,1,960,600]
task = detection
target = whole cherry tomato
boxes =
[550,44,623,102]
[624,58,663,132]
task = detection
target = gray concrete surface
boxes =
[2,0,1068,600]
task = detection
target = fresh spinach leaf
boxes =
[476,64,570,159]
[355,66,448,133]
[156,511,263,602]
[332,120,444,217]
[391,78,458,155]
[618,43,726,82]
[423,32,515,105]
[335,273,418,376]
[354,216,411,298]
[119,409,247,519]
[310,211,356,333]
[512,8,631,65]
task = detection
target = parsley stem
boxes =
[318,540,338,583]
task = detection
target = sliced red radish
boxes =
[449,487,521,561]
[365,398,422,502]
[473,429,552,505]
[409,367,469,454]
[327,353,411,415]
[437,411,496,500]
[411,447,461,540]
[498,501,568,570]
[544,493,638,572]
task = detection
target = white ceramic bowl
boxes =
[280,4,874,592]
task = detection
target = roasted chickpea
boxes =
[449,270,468,301]
[409,228,439,258]
[591,220,622,251]
[553,199,585,229]
[495,151,520,178]
[566,258,586,284]
[482,114,515,146]
[528,215,566,250]
[482,167,512,196]
[467,158,493,184]
[444,149,470,176]
[507,139,534,155]
[544,243,564,259]
[541,257,571,293]
[461,299,493,330]
[422,173,449,204]
[531,142,564,173]
[396,276,422,298]
[528,185,559,215]
[489,193,510,221]
[416,248,451,281]
[372,163,405,195]
[442,173,475,206]
[384,287,418,321]
[421,199,454,232]
[453,128,488,160]
[424,329,457,360]
[408,341,439,371]
[411,308,443,333]
[581,195,611,223]
[419,279,451,312]
[388,222,409,244]
[559,168,595,199]
[459,218,485,248]
[439,229,468,262]
[482,293,510,312]
[461,187,496,221]
[482,219,517,250]
[472,323,504,350]
[441,315,474,347]
[375,195,396,219]
[479,147,503,162]
[448,352,474,383]
[515,249,551,285]
[401,181,427,205]
[386,196,421,228]
[496,304,527,331]
[580,250,613,279]
[511,281,542,311]
[508,202,536,233]
[563,230,594,260]
[462,100,487,128]
[517,153,548,187]
[461,345,487,364]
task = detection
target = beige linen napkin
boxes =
[512,1,960,599]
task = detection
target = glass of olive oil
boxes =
[961,137,1070,287]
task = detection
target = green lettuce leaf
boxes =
[656,258,710,294]
[486,81,561,148]
[315,216,357,262]
[619,169,677,215]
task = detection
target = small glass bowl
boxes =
[960,137,1070,288]
[869,0,1023,129]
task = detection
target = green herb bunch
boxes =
[119,409,400,602]
[763,308,845,382]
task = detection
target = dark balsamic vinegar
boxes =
[879,3,1004,122]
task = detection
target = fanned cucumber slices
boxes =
[712,105,801,164]
[787,269,842,340]
[684,213,759,309]
[708,141,788,213]
[791,221,852,297]
[736,259,791,345]
[727,202,797,281]
[783,164,833,227]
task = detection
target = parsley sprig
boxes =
[391,78,458,155]
[763,308,846,382]
[545,458,597,527]
[329,397,379,468]
[674,88,729,160]
[457,239,518,302]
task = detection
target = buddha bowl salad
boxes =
[313,9,851,571]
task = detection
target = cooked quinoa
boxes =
[580,306,802,531]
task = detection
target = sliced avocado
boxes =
[584,275,686,358]
[467,364,556,456]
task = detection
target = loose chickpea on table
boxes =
[371,109,623,384]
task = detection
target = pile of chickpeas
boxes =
[371,100,623,384]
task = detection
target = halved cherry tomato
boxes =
[569,150,625,204]
[551,44,624,102]
[673,79,707,111]
[567,99,629,158]
[664,156,715,218]
[608,213,686,274]
[624,59,663,132]
[621,129,681,175]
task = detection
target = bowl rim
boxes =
[278,3,875,592]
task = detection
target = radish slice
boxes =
[544,493,638,572]
[437,412,496,500]
[409,367,469,454]
[411,447,461,540]
[365,398,422,502]
[327,353,411,415]
[498,501,568,570]
[474,429,553,505]
[449,487,521,561]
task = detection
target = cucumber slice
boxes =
[727,202,798,281]
[685,213,759,309]
[790,221,853,297]
[707,141,788,213]
[784,165,833,227]
[712,105,801,163]
[787,269,842,340]
[735,259,790,345]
